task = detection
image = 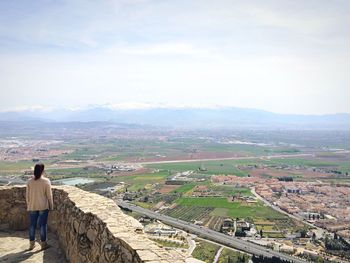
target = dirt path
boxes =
[213,246,223,263]
[187,235,197,256]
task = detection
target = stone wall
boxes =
[0,185,28,230]
[0,185,185,263]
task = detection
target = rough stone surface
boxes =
[0,185,185,263]
[0,230,67,262]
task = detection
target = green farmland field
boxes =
[0,160,33,174]
[218,248,250,263]
[268,158,350,173]
[111,171,169,191]
[147,159,262,176]
[163,206,213,222]
[192,240,219,262]
[176,197,286,220]
[172,183,196,193]
[210,185,253,196]
[267,158,337,167]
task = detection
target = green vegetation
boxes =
[111,171,169,191]
[131,201,154,209]
[338,162,350,173]
[268,158,336,167]
[252,255,294,263]
[46,167,106,180]
[176,197,286,220]
[210,186,252,196]
[197,143,267,155]
[147,159,259,176]
[60,137,289,163]
[268,157,350,174]
[254,218,302,236]
[150,238,188,249]
[147,155,350,178]
[263,232,284,238]
[211,208,229,217]
[264,148,300,154]
[177,197,234,208]
[192,240,219,262]
[0,160,33,174]
[218,248,250,263]
[172,183,196,193]
[163,206,213,222]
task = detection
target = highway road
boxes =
[117,201,307,263]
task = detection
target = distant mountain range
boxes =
[0,106,349,130]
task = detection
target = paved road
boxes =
[138,153,314,165]
[186,235,196,257]
[117,201,307,263]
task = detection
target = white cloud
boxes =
[0,0,349,114]
[1,105,55,113]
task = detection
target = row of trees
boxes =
[325,236,350,251]
[225,254,248,263]
[277,177,293,182]
[308,213,325,220]
[252,255,291,263]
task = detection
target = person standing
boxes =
[26,163,54,250]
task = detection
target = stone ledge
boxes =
[0,185,185,263]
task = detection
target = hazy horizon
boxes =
[1,103,350,116]
[1,1,350,115]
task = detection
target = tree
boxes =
[260,229,263,238]
[237,254,246,263]
[300,228,307,238]
[235,229,246,237]
[252,255,292,263]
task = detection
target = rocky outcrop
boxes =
[0,185,185,263]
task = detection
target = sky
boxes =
[0,0,349,115]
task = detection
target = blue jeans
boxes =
[29,210,49,242]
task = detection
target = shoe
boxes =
[40,241,50,250]
[29,241,36,250]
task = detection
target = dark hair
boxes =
[34,163,45,180]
